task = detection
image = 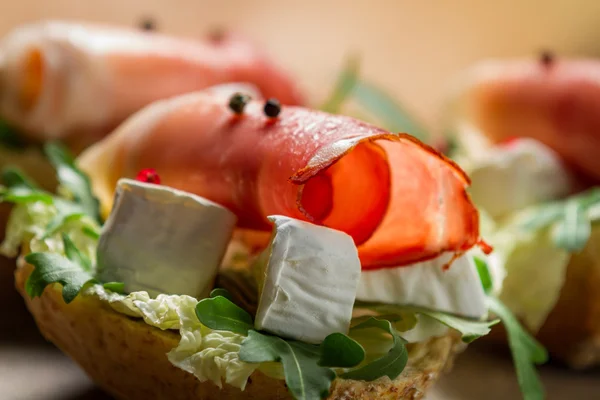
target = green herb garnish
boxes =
[474,256,493,294]
[518,187,600,252]
[240,330,336,400]
[44,142,101,223]
[195,295,254,335]
[476,258,547,400]
[354,301,498,343]
[487,297,548,400]
[552,198,591,252]
[342,317,408,381]
[103,282,126,293]
[321,57,429,142]
[0,120,26,149]
[24,234,96,303]
[1,142,102,236]
[353,80,428,142]
[320,55,360,114]
[318,332,364,368]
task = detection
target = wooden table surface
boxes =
[1,1,600,399]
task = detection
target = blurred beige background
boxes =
[1,0,599,130]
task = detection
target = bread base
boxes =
[15,263,462,400]
[484,230,600,369]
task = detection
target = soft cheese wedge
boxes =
[97,178,237,297]
[356,252,488,319]
[460,138,573,218]
[254,215,361,344]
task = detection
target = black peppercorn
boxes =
[264,98,281,118]
[228,93,251,114]
[539,50,555,68]
[139,18,157,31]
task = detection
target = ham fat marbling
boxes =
[78,91,479,269]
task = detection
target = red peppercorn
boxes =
[500,136,519,147]
[136,168,161,184]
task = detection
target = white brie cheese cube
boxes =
[97,179,237,298]
[465,138,572,217]
[356,253,487,319]
[254,216,361,344]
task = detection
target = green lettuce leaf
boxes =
[342,317,408,381]
[487,296,547,400]
[24,234,96,303]
[240,330,335,400]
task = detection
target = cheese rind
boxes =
[97,178,236,298]
[254,215,361,344]
[356,253,487,319]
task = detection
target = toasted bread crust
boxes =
[15,263,461,400]
[535,230,600,369]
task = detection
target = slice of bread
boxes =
[14,262,463,400]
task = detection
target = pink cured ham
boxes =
[78,91,480,269]
[453,58,600,182]
[0,20,303,149]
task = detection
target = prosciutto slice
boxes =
[78,91,479,269]
[453,58,600,182]
[0,20,303,149]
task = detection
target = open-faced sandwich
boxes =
[1,81,548,399]
[0,19,303,280]
[446,53,600,369]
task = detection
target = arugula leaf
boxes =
[409,307,499,343]
[342,317,408,381]
[552,199,591,252]
[61,232,91,272]
[209,288,234,301]
[82,225,101,240]
[240,330,335,400]
[517,187,600,252]
[320,55,360,114]
[24,234,96,304]
[487,296,547,400]
[0,185,54,204]
[318,332,365,368]
[2,167,39,189]
[103,282,125,293]
[353,81,428,142]
[0,120,26,149]
[474,256,493,294]
[354,301,497,343]
[320,57,429,142]
[44,142,101,223]
[195,295,254,335]
[0,168,54,204]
